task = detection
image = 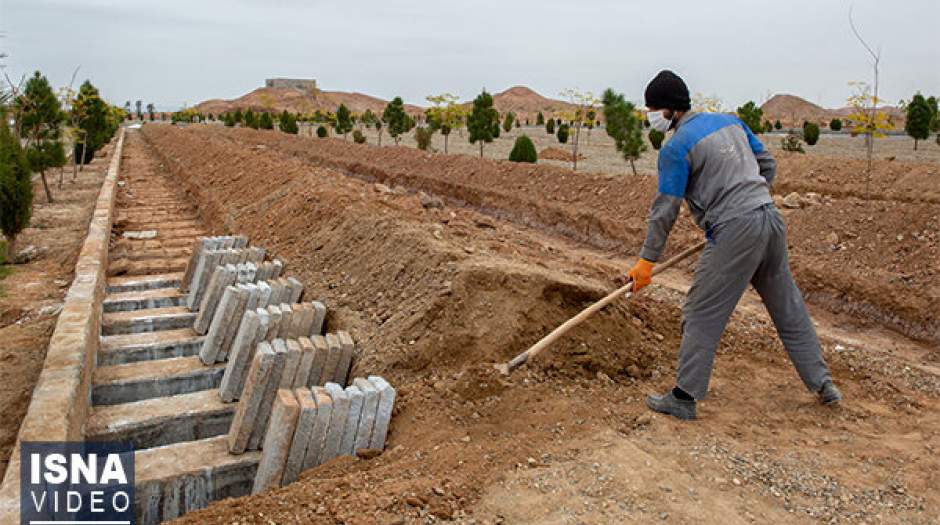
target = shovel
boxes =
[495,240,706,375]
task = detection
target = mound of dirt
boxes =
[489,86,575,121]
[195,87,423,116]
[539,146,584,162]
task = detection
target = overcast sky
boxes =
[2,0,937,111]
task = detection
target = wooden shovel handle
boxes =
[503,241,706,374]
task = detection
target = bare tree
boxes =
[848,5,882,199]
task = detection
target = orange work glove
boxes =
[627,258,655,293]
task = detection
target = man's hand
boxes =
[627,258,655,293]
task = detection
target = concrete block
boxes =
[199,284,248,364]
[236,262,257,284]
[228,342,274,454]
[187,249,222,310]
[368,376,396,450]
[270,259,284,279]
[281,388,316,485]
[242,283,261,316]
[217,284,255,362]
[279,339,302,389]
[252,389,299,494]
[246,246,265,264]
[287,303,310,338]
[266,279,284,306]
[320,334,343,388]
[287,276,303,303]
[193,264,237,334]
[307,335,329,387]
[302,387,333,470]
[255,281,272,308]
[264,305,282,341]
[248,340,288,450]
[219,309,265,402]
[319,383,350,464]
[310,301,327,335]
[277,304,293,339]
[293,337,315,388]
[340,385,364,456]
[333,331,356,385]
[180,237,209,292]
[352,378,379,452]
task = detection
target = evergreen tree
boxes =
[736,101,763,134]
[259,112,274,130]
[316,125,328,138]
[382,97,412,145]
[223,112,236,127]
[926,96,938,132]
[16,72,65,202]
[829,118,843,131]
[508,135,537,163]
[467,90,498,157]
[233,108,243,124]
[602,88,647,175]
[0,119,33,260]
[648,129,665,150]
[244,110,259,129]
[774,119,782,130]
[763,120,773,133]
[905,93,932,150]
[536,112,545,126]
[335,104,353,139]
[546,118,555,135]
[556,123,569,144]
[802,121,820,146]
[279,110,298,134]
[502,111,514,133]
[352,129,366,144]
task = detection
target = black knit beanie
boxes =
[644,70,691,111]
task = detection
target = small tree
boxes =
[233,108,243,124]
[774,119,782,130]
[16,72,65,202]
[135,100,143,120]
[546,118,555,134]
[352,129,366,144]
[648,129,665,150]
[803,122,820,145]
[558,89,599,170]
[602,88,647,175]
[316,125,328,138]
[0,119,33,260]
[383,97,413,145]
[335,104,353,139]
[426,93,466,153]
[223,112,236,127]
[502,111,514,133]
[259,112,274,130]
[415,126,434,150]
[467,89,498,157]
[536,112,545,126]
[829,118,843,131]
[279,110,298,134]
[905,93,931,150]
[556,123,569,144]
[736,101,764,134]
[508,135,537,163]
[146,103,155,121]
[244,109,258,129]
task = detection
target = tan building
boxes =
[265,78,317,91]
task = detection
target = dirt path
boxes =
[136,125,938,524]
[0,156,110,479]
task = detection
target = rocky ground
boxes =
[131,123,939,524]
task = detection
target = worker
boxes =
[629,70,841,421]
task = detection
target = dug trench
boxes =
[135,124,940,524]
[186,125,940,347]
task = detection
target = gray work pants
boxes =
[676,204,832,399]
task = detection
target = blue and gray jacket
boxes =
[639,111,776,262]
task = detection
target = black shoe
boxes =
[646,391,696,420]
[818,380,842,405]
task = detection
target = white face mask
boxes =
[647,110,672,133]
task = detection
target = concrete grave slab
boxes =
[228,342,275,454]
[252,389,299,494]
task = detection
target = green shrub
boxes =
[508,135,537,163]
[316,125,328,138]
[546,119,555,134]
[829,118,843,131]
[0,120,33,260]
[415,127,433,150]
[259,112,274,130]
[648,129,665,150]
[556,123,569,144]
[774,119,782,130]
[352,129,366,144]
[803,122,820,146]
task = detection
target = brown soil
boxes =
[183,126,939,345]
[135,124,940,525]
[760,94,905,129]
[0,156,111,479]
[196,87,424,116]
[539,146,584,162]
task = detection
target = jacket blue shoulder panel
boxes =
[657,113,760,197]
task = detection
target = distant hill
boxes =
[760,93,904,129]
[194,87,423,116]
[488,85,575,121]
